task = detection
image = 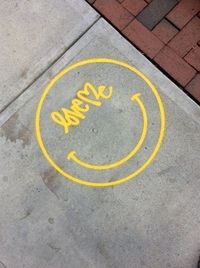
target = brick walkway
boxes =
[86,0,200,103]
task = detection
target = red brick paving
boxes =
[87,0,200,103]
[186,74,200,102]
[154,46,196,87]
[168,17,200,57]
[94,0,134,30]
[123,19,164,58]
[167,0,200,29]
[184,46,200,72]
[122,0,147,16]
[152,19,178,44]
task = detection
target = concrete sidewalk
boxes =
[0,1,200,268]
[0,0,98,112]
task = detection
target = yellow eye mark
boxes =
[67,93,148,169]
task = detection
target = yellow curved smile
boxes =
[67,93,148,170]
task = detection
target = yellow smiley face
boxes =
[35,58,165,187]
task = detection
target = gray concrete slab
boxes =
[0,0,99,112]
[0,19,200,268]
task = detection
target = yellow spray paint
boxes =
[35,58,165,187]
[67,93,148,170]
[51,82,113,134]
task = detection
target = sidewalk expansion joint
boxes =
[0,16,100,117]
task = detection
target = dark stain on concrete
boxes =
[96,241,116,268]
[0,260,7,268]
[92,128,98,134]
[19,208,32,221]
[20,68,28,79]
[48,217,54,224]
[0,113,31,148]
[41,168,60,200]
[47,243,61,253]
[168,177,176,184]
[157,166,175,176]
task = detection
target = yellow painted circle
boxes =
[35,58,165,187]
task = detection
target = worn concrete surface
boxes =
[0,18,200,268]
[0,0,99,112]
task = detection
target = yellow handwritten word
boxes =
[51,82,113,134]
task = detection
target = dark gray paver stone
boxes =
[137,0,178,30]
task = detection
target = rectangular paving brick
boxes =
[94,0,134,30]
[184,46,200,71]
[123,19,164,58]
[167,0,200,29]
[137,0,178,30]
[152,19,179,44]
[185,73,200,102]
[154,46,197,86]
[122,0,147,16]
[168,16,200,57]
